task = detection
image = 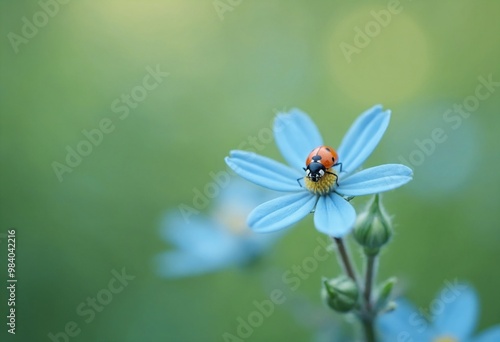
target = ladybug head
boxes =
[305,162,325,182]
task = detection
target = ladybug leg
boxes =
[333,162,343,172]
[296,167,308,187]
[326,171,340,187]
[333,173,339,187]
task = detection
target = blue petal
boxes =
[274,108,323,171]
[215,178,275,210]
[337,105,390,173]
[338,164,413,196]
[377,299,435,341]
[160,211,225,250]
[472,325,500,342]
[155,226,247,278]
[313,193,356,237]
[248,192,316,232]
[433,284,478,340]
[225,150,302,192]
[155,249,239,278]
[244,231,283,253]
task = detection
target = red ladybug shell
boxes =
[305,145,338,169]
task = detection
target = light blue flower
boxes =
[378,284,500,342]
[225,105,412,237]
[155,179,283,278]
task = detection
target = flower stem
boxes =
[331,238,379,341]
[361,253,378,342]
[364,254,377,313]
[332,237,357,282]
[361,318,377,342]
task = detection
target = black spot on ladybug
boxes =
[325,147,331,151]
[312,155,322,161]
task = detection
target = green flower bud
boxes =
[353,194,393,255]
[321,276,359,313]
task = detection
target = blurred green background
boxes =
[1,0,500,341]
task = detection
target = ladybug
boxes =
[300,145,342,184]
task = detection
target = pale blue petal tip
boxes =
[273,107,323,171]
[338,164,413,197]
[225,150,302,192]
[314,194,356,237]
[248,192,316,233]
[378,298,435,340]
[337,105,392,173]
[473,325,500,342]
[434,283,478,339]
[378,284,496,342]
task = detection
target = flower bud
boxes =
[353,194,393,255]
[321,276,359,313]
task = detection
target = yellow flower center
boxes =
[304,168,337,195]
[433,336,458,342]
[213,205,252,236]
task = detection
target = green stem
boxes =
[364,253,377,313]
[332,237,357,282]
[361,318,377,342]
[362,253,378,342]
[332,238,379,341]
